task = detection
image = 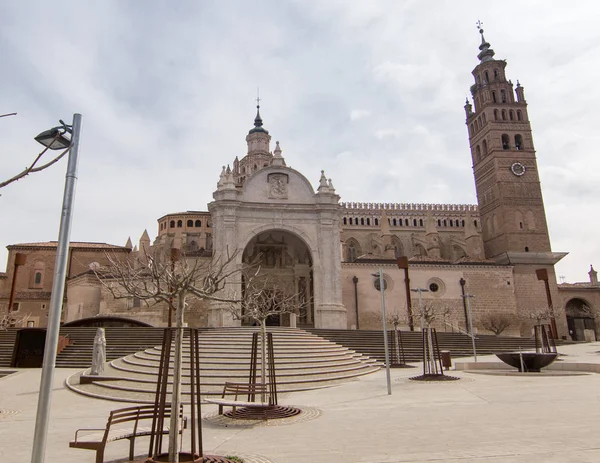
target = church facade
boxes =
[2,30,599,340]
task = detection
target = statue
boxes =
[90,328,106,375]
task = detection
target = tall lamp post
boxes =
[372,269,392,395]
[536,268,558,339]
[461,292,477,362]
[7,253,26,315]
[410,287,429,329]
[30,114,82,463]
[397,256,414,331]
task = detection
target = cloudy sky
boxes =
[1,1,598,283]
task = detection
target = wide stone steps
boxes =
[306,329,544,362]
[65,327,380,403]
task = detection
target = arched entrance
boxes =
[565,298,597,341]
[241,230,314,327]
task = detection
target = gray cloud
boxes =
[1,1,598,283]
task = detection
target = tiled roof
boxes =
[7,241,130,250]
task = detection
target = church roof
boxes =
[7,241,130,250]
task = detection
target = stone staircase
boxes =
[0,330,17,367]
[307,328,543,363]
[65,327,380,403]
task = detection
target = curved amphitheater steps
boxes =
[66,327,380,403]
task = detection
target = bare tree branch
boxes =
[0,132,71,190]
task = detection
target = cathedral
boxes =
[2,29,599,341]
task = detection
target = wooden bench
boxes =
[69,404,186,463]
[205,382,270,416]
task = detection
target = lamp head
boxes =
[34,121,72,150]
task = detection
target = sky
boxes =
[1,1,599,283]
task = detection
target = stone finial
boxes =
[272,141,286,167]
[317,170,330,193]
[328,178,335,192]
[589,265,598,285]
[217,165,227,187]
[125,237,133,249]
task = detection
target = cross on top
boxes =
[255,88,261,108]
[476,20,484,32]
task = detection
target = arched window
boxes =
[177,220,183,228]
[515,134,523,150]
[493,69,499,79]
[502,134,510,150]
[366,218,370,226]
[419,219,423,227]
[413,219,417,226]
[195,220,201,227]
[360,218,365,225]
[470,123,474,135]
[475,145,481,161]
[456,219,459,226]
[516,110,522,121]
[492,91,497,103]
[482,112,486,124]
[242,167,246,174]
[509,110,514,121]
[346,239,361,262]
[343,217,347,225]
[484,71,489,83]
[494,109,499,121]
[393,218,397,226]
[187,219,193,227]
[375,218,379,226]
[437,219,441,227]
[254,164,257,171]
[264,163,268,167]
[461,220,465,226]
[405,219,409,226]
[474,220,478,228]
[170,220,175,228]
[474,120,479,131]
[501,89,506,103]
[355,218,359,225]
[35,272,42,285]
[502,109,507,120]
[449,219,453,227]
[525,246,529,252]
[482,139,488,156]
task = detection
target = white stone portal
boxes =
[208,160,347,328]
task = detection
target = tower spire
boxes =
[249,89,268,134]
[476,20,495,63]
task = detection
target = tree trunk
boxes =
[168,293,185,463]
[394,325,401,364]
[260,319,267,402]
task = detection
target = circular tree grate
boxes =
[409,374,460,382]
[147,452,241,463]
[223,405,302,420]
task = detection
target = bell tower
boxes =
[465,23,567,337]
[466,24,551,258]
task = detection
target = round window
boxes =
[374,278,388,291]
[429,282,439,292]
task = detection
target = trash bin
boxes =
[441,350,452,370]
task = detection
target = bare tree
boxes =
[411,301,453,375]
[0,311,30,330]
[479,313,513,335]
[228,273,305,396]
[96,246,248,463]
[0,132,70,191]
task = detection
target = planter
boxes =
[495,352,558,372]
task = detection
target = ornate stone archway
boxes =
[241,230,315,326]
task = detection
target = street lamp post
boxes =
[536,268,558,339]
[373,269,392,395]
[30,114,82,463]
[410,287,429,329]
[396,256,414,331]
[461,293,477,362]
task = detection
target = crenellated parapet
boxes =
[340,202,478,212]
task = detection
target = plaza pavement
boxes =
[2,342,600,463]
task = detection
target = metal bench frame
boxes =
[205,382,270,416]
[69,404,186,463]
